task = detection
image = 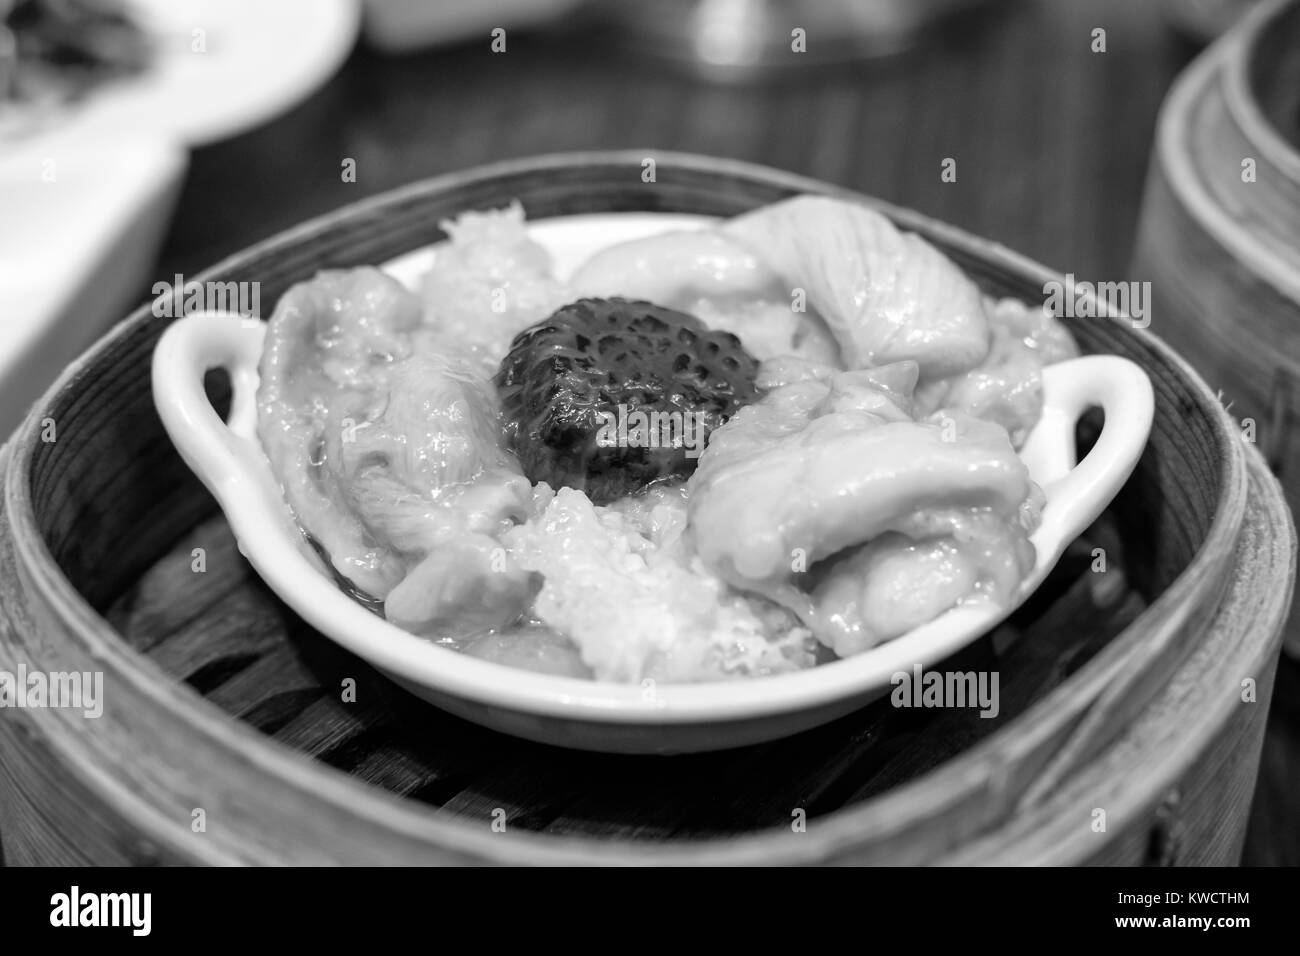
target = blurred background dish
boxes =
[1158,0,1268,42]
[589,0,994,79]
[2,0,361,146]
[0,0,153,140]
[0,0,359,433]
[362,0,584,55]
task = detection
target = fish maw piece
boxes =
[330,354,528,523]
[258,269,428,596]
[261,267,422,393]
[723,196,990,379]
[258,270,533,622]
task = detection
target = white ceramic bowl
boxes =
[152,213,1154,753]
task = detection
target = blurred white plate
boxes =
[153,213,1155,754]
[59,0,361,146]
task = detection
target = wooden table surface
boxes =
[132,0,1295,864]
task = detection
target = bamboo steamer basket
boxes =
[1133,0,1300,655]
[0,153,1293,865]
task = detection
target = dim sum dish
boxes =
[153,194,1153,751]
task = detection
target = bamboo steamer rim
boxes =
[0,151,1262,863]
[1154,0,1300,301]
[949,450,1294,864]
[1222,0,1300,183]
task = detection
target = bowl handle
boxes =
[151,311,267,499]
[1029,355,1155,546]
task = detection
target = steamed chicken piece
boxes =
[722,195,991,379]
[569,228,842,365]
[914,296,1081,448]
[421,202,572,374]
[686,359,1040,653]
[809,510,1036,655]
[570,229,779,303]
[257,268,533,633]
